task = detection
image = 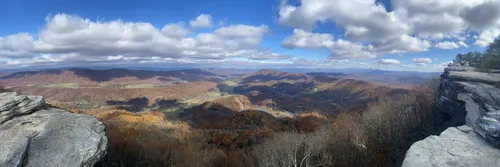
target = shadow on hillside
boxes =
[152,99,181,108]
[312,75,340,82]
[306,72,346,77]
[217,83,236,95]
[241,74,309,84]
[0,69,65,79]
[106,98,183,112]
[180,103,283,130]
[234,81,410,115]
[107,97,150,112]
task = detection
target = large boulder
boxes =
[0,92,107,167]
[403,126,500,167]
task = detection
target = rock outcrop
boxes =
[0,92,45,124]
[0,92,107,167]
[403,126,500,167]
[437,66,500,146]
[403,66,500,166]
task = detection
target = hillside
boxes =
[0,68,221,87]
[235,69,408,116]
[1,68,412,116]
[0,68,437,167]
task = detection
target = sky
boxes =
[0,0,499,72]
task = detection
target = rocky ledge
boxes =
[403,126,500,167]
[437,66,500,146]
[403,66,500,167]
[0,92,107,167]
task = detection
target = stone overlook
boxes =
[0,92,107,167]
[403,67,500,167]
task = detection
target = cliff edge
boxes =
[403,67,500,167]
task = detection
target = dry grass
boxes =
[252,105,294,118]
[122,84,158,89]
[93,110,191,139]
[296,111,328,120]
[40,82,79,88]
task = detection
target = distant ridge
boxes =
[0,68,221,86]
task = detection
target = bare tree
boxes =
[362,92,435,165]
[254,128,330,167]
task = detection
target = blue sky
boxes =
[0,0,498,72]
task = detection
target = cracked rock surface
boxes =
[403,126,500,167]
[437,67,500,145]
[0,92,107,167]
[404,67,500,167]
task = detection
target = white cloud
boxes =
[475,28,500,47]
[378,59,401,65]
[247,50,290,60]
[435,41,460,49]
[327,39,377,60]
[0,33,35,58]
[290,58,320,66]
[214,24,269,38]
[278,0,500,53]
[278,0,409,40]
[457,41,469,48]
[161,22,189,38]
[0,13,287,69]
[370,34,431,54]
[393,0,500,43]
[282,29,334,49]
[412,58,432,64]
[189,14,213,28]
[282,29,377,60]
[278,0,434,60]
[281,29,430,60]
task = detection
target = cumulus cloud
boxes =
[278,0,434,60]
[327,39,377,59]
[412,58,432,64]
[289,58,320,66]
[282,29,377,60]
[282,29,334,49]
[434,41,461,49]
[0,33,36,58]
[475,28,500,47]
[161,22,189,38]
[189,14,213,28]
[458,41,469,48]
[393,0,500,43]
[278,0,500,57]
[281,29,430,60]
[0,13,287,69]
[247,50,290,60]
[378,59,401,65]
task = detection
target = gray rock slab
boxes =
[0,92,107,167]
[403,126,500,167]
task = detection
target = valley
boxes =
[1,68,428,115]
[0,68,439,167]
